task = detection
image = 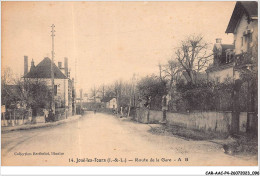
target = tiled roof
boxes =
[101,97,115,102]
[24,57,67,79]
[226,1,258,33]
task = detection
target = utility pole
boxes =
[158,63,162,81]
[74,58,77,114]
[94,85,96,103]
[127,74,135,117]
[102,84,105,99]
[80,89,83,112]
[51,24,55,114]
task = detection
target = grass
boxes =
[223,134,258,156]
[148,124,258,156]
[148,124,228,141]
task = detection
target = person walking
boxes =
[43,109,49,123]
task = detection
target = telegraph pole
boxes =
[51,24,55,114]
[74,58,77,114]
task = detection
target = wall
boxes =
[44,79,69,107]
[1,116,44,127]
[135,109,255,133]
[208,66,234,83]
[108,98,117,109]
[234,14,258,54]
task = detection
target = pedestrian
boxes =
[43,109,49,123]
[120,107,123,118]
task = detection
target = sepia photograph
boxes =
[1,0,258,170]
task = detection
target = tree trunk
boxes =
[162,110,167,121]
[246,81,251,133]
[187,70,195,84]
[13,110,16,126]
[231,80,242,135]
[147,108,150,124]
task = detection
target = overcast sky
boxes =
[2,1,235,93]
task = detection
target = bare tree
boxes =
[161,60,182,98]
[175,35,213,84]
[1,67,15,108]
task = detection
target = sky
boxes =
[2,1,235,93]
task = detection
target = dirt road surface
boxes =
[1,112,257,166]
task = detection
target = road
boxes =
[1,112,257,166]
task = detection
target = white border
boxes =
[1,0,259,175]
[1,166,260,175]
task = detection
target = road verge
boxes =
[1,115,81,133]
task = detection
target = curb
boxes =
[1,115,81,133]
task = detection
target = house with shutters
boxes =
[206,1,258,83]
[23,56,75,114]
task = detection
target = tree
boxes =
[1,67,17,109]
[1,67,52,118]
[161,60,182,98]
[137,75,167,110]
[15,79,52,116]
[175,35,213,84]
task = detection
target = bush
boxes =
[175,80,234,112]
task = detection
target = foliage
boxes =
[175,79,234,112]
[16,79,52,111]
[136,75,167,110]
[1,68,52,114]
[1,67,17,109]
[96,78,134,109]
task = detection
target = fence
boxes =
[1,108,72,127]
[1,109,32,126]
[134,108,257,134]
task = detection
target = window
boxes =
[241,37,243,46]
[249,32,253,43]
[54,85,57,96]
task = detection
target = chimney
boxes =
[216,38,222,44]
[64,57,68,77]
[30,59,35,72]
[58,62,62,69]
[24,56,28,75]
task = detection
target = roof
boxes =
[206,62,234,73]
[221,44,235,51]
[23,57,67,79]
[101,97,115,102]
[226,1,258,33]
[213,43,234,56]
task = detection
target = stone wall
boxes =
[135,108,255,133]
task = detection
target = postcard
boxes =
[1,1,258,170]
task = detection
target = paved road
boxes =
[1,112,257,166]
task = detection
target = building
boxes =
[101,97,117,109]
[83,93,88,103]
[86,96,102,103]
[23,56,74,113]
[206,38,235,83]
[206,1,258,83]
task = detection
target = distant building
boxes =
[23,56,74,113]
[206,38,235,83]
[83,93,88,103]
[101,97,117,109]
[87,96,101,103]
[206,1,258,83]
